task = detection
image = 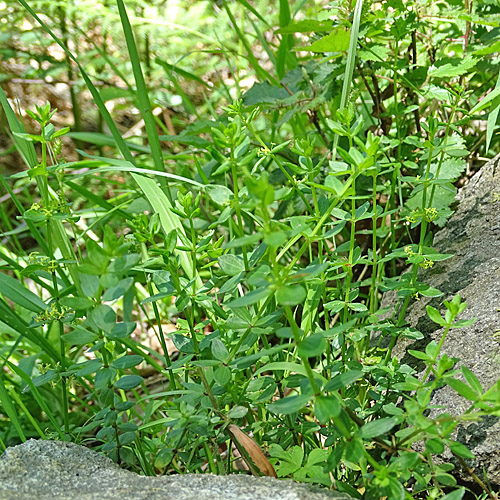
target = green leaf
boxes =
[214,365,231,386]
[461,366,482,394]
[408,349,431,361]
[429,56,477,79]
[276,20,332,33]
[487,73,500,151]
[102,277,134,301]
[116,0,166,177]
[111,355,143,370]
[324,370,363,391]
[211,338,229,361]
[426,305,445,325]
[358,417,398,439]
[254,362,309,378]
[90,305,116,333]
[132,173,199,286]
[298,333,327,358]
[315,394,341,423]
[345,437,365,462]
[205,185,233,205]
[242,82,289,106]
[228,405,248,418]
[223,233,262,249]
[0,376,26,441]
[95,367,115,391]
[60,297,94,310]
[446,377,478,401]
[449,440,474,459]
[470,85,500,114]
[276,284,306,306]
[305,28,350,52]
[0,273,45,313]
[267,394,310,415]
[226,286,271,308]
[62,327,98,345]
[425,437,445,454]
[115,375,144,390]
[440,489,465,500]
[218,254,245,276]
[435,473,457,487]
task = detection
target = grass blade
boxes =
[131,173,200,287]
[276,0,296,80]
[332,0,363,159]
[0,298,60,361]
[221,0,276,84]
[116,0,170,197]
[17,0,135,164]
[0,376,26,442]
[5,359,66,440]
[486,73,500,152]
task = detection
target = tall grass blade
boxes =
[221,0,276,84]
[17,0,135,165]
[131,173,200,287]
[116,0,170,196]
[486,73,500,152]
[6,360,66,440]
[0,376,26,442]
[332,0,363,159]
[0,87,38,167]
[276,0,295,80]
[0,299,60,361]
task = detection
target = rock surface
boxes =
[391,153,500,483]
[0,439,354,500]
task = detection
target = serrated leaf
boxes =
[429,56,477,78]
[305,28,350,53]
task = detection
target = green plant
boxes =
[1,0,500,498]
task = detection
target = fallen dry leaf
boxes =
[227,424,277,478]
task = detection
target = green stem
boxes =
[284,306,320,395]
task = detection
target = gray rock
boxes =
[390,153,500,483]
[0,439,354,500]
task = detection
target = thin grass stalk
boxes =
[221,0,276,84]
[116,0,171,198]
[332,0,363,159]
